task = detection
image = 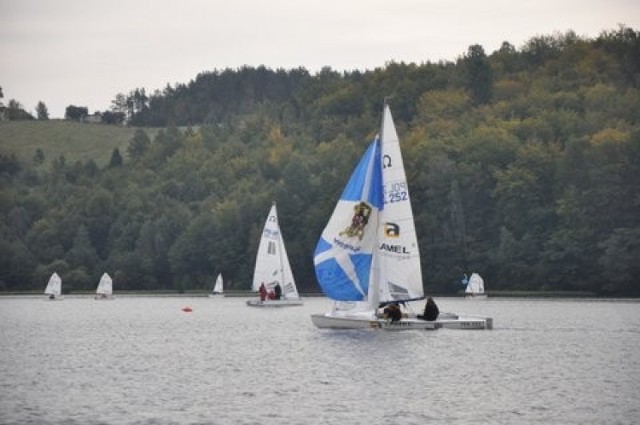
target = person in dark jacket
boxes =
[383,303,402,322]
[274,283,282,300]
[418,297,439,321]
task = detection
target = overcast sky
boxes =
[2,0,639,119]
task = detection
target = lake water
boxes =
[0,296,639,424]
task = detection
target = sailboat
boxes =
[246,202,303,307]
[311,103,492,330]
[209,273,224,297]
[311,103,438,330]
[44,272,63,300]
[95,272,114,300]
[465,272,487,299]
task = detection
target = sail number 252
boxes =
[385,182,409,204]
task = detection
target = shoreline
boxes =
[1,290,638,300]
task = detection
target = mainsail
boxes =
[44,272,62,297]
[466,272,485,295]
[213,273,223,294]
[96,273,113,296]
[252,203,299,300]
[314,104,424,309]
[376,103,424,305]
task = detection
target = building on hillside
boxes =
[82,112,102,124]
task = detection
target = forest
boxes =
[1,26,639,295]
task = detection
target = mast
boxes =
[274,202,285,290]
[368,101,389,312]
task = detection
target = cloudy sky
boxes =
[2,0,639,118]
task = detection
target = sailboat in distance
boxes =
[246,202,303,307]
[95,273,114,300]
[209,273,224,297]
[44,272,63,301]
[465,272,487,299]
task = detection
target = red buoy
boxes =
[181,306,193,312]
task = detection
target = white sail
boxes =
[466,272,485,295]
[96,273,113,296]
[376,104,424,304]
[252,203,300,300]
[44,272,62,297]
[213,273,223,294]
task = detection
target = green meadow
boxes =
[0,120,147,167]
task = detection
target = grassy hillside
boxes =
[0,120,152,167]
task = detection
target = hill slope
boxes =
[0,120,145,167]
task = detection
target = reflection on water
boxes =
[0,296,639,424]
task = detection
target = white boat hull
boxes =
[465,294,488,300]
[435,313,493,330]
[311,313,439,330]
[246,299,304,307]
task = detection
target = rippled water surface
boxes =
[1,296,639,424]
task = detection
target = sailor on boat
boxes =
[383,303,402,322]
[259,282,267,302]
[418,297,439,321]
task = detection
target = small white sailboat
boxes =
[246,202,303,307]
[465,272,487,299]
[95,272,114,300]
[209,273,224,297]
[44,272,63,300]
[311,103,491,330]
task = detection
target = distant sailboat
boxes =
[95,273,114,300]
[209,273,224,297]
[246,202,303,307]
[465,272,487,299]
[44,272,63,301]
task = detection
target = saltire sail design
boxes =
[251,203,300,300]
[314,104,424,311]
[314,140,382,303]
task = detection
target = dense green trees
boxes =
[1,27,639,295]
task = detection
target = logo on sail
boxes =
[383,154,392,169]
[339,201,372,240]
[384,222,400,237]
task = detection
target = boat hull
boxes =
[246,299,304,307]
[311,313,440,330]
[465,294,488,300]
[435,313,492,330]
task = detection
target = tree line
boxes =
[1,26,639,295]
